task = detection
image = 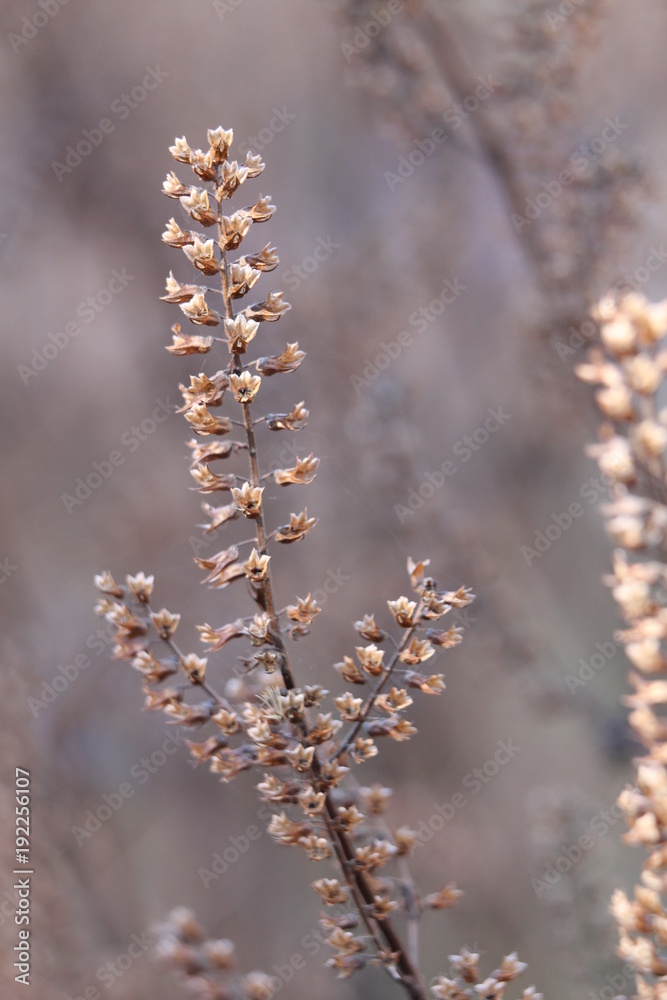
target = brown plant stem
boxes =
[213,174,427,1000]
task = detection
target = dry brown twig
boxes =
[94,128,542,1000]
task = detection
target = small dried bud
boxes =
[229,371,262,403]
[423,884,463,909]
[354,615,385,642]
[239,243,279,272]
[180,293,221,326]
[166,324,214,355]
[94,571,124,598]
[299,787,326,815]
[601,316,637,355]
[182,237,219,275]
[335,655,366,685]
[266,400,309,431]
[224,314,260,354]
[400,637,435,665]
[219,210,252,249]
[180,187,217,226]
[162,171,189,198]
[387,596,417,626]
[184,403,231,436]
[626,354,661,395]
[245,290,290,322]
[334,692,363,720]
[274,454,319,486]
[169,136,193,163]
[231,482,264,518]
[285,743,315,772]
[274,509,318,543]
[207,126,234,162]
[243,548,270,582]
[257,342,305,376]
[595,384,634,420]
[356,644,385,676]
[162,219,195,248]
[151,608,181,639]
[312,878,348,905]
[181,653,207,683]
[287,594,321,624]
[299,833,333,861]
[126,572,154,603]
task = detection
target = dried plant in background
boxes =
[343,0,643,356]
[94,128,542,1000]
[577,293,667,999]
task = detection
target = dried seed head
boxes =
[182,237,219,275]
[180,187,217,226]
[150,608,181,639]
[312,878,348,905]
[180,292,221,326]
[207,126,234,163]
[274,454,319,486]
[231,481,264,518]
[229,371,262,403]
[166,324,214,356]
[224,314,259,354]
[94,571,124,598]
[243,548,270,582]
[126,572,154,603]
[387,596,417,626]
[162,218,195,247]
[181,653,207,683]
[162,171,189,198]
[354,614,385,642]
[257,342,305,376]
[169,136,193,163]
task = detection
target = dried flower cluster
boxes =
[578,293,667,999]
[95,127,540,1000]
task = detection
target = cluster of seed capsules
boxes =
[94,127,539,1000]
[578,293,667,998]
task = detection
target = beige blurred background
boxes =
[1,1,666,998]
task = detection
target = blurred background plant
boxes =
[2,1,667,998]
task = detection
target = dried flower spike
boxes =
[94,126,538,1000]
